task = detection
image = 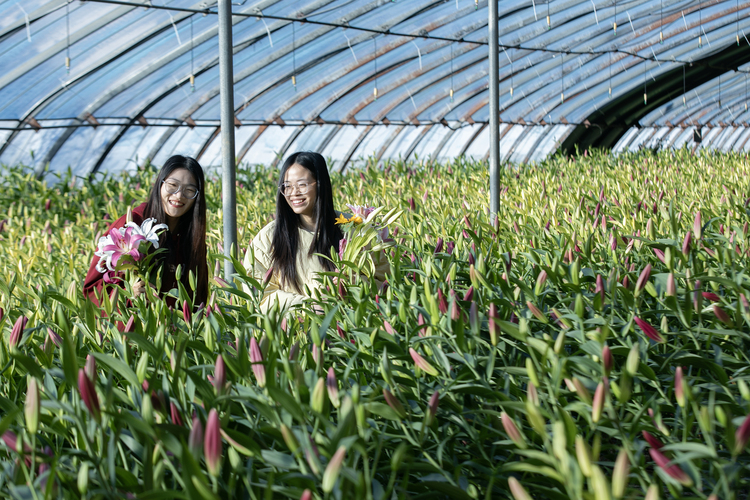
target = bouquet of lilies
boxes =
[333,204,401,279]
[94,207,168,290]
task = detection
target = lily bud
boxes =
[124,315,135,333]
[713,304,732,325]
[645,484,659,500]
[572,378,592,404]
[449,295,460,321]
[213,355,227,395]
[383,388,406,418]
[326,368,339,408]
[437,288,448,314]
[611,448,629,498]
[693,211,702,240]
[666,273,676,297]
[311,377,326,413]
[182,300,191,324]
[595,274,605,304]
[488,303,500,346]
[508,477,532,500]
[262,267,273,287]
[409,348,439,376]
[25,377,40,434]
[249,337,266,387]
[322,446,346,493]
[78,369,101,423]
[626,344,640,376]
[85,354,96,381]
[575,435,592,477]
[592,379,607,423]
[602,345,613,376]
[501,412,527,449]
[674,366,687,407]
[590,466,610,500]
[383,320,396,335]
[47,327,62,348]
[635,264,651,294]
[300,489,313,500]
[434,238,444,254]
[189,415,203,457]
[204,409,222,476]
[463,286,474,302]
[526,301,547,323]
[281,424,299,454]
[734,413,750,455]
[426,391,439,425]
[170,402,183,426]
[649,448,692,486]
[9,315,27,349]
[634,317,665,343]
[535,270,548,295]
[642,431,663,449]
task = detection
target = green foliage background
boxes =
[0,150,749,499]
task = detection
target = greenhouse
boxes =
[1,0,749,177]
[1,1,750,499]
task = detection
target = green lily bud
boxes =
[626,344,640,376]
[25,376,40,435]
[611,448,629,498]
[575,435,592,477]
[590,465,611,500]
[391,442,409,471]
[311,377,326,414]
[526,358,540,388]
[78,462,89,495]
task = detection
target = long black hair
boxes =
[144,155,208,306]
[271,152,342,293]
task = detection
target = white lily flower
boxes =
[126,218,168,249]
[94,234,116,273]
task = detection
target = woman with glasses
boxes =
[243,151,346,311]
[83,155,209,309]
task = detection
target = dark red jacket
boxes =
[83,203,182,308]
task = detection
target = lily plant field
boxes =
[1,150,750,500]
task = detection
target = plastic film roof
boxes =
[0,0,749,176]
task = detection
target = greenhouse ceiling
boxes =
[0,0,749,177]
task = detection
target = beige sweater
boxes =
[242,220,389,311]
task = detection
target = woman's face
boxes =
[160,168,198,221]
[282,163,317,219]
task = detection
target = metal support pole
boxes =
[218,0,237,282]
[488,0,500,215]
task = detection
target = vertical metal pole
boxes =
[218,0,237,282]
[488,0,500,215]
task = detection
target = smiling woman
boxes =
[243,152,350,311]
[83,155,209,310]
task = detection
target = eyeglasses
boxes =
[162,179,199,200]
[279,181,315,197]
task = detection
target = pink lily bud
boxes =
[25,377,40,434]
[702,291,721,302]
[535,270,548,294]
[44,198,51,210]
[434,238,444,254]
[501,412,527,449]
[427,391,439,425]
[47,328,62,348]
[463,286,474,302]
[469,301,478,331]
[249,337,266,387]
[642,431,663,449]
[213,355,226,395]
[734,413,750,455]
[682,231,692,254]
[666,273,676,297]
[449,295,460,321]
[326,368,339,408]
[170,402,183,426]
[592,379,607,423]
[693,211,702,240]
[338,280,346,300]
[78,369,101,423]
[322,446,346,493]
[488,304,499,346]
[713,305,732,325]
[437,288,448,314]
[189,415,203,456]
[204,409,222,476]
[595,274,605,303]
[649,448,692,486]
[674,367,687,407]
[182,300,191,324]
[526,301,547,323]
[383,320,395,335]
[85,354,96,382]
[124,315,135,333]
[634,317,665,343]
[262,267,273,287]
[418,313,428,338]
[602,345,613,376]
[0,307,3,322]
[312,344,322,366]
[508,477,533,500]
[300,489,313,500]
[383,388,406,418]
[289,341,299,361]
[446,241,455,255]
[635,264,652,292]
[9,315,27,349]
[409,348,438,377]
[463,215,472,229]
[408,197,415,211]
[653,248,666,264]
